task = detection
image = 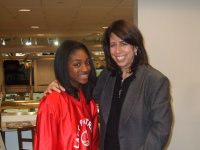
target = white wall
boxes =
[138,0,200,149]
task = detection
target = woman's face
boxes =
[67,49,91,88]
[109,32,135,72]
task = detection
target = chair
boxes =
[0,132,6,150]
[17,125,35,150]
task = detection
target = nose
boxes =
[81,64,90,72]
[115,44,121,53]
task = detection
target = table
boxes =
[0,112,37,150]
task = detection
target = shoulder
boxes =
[94,68,111,93]
[38,91,67,112]
[138,65,169,82]
[40,91,63,104]
[96,68,113,89]
[97,68,111,79]
[136,65,170,94]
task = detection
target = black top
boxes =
[104,73,135,150]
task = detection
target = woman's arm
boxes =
[142,76,173,150]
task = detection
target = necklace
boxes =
[118,79,123,99]
[118,71,132,99]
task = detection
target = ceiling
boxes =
[0,0,135,53]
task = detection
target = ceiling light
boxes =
[25,38,32,46]
[18,9,31,12]
[31,26,40,29]
[16,53,26,56]
[2,40,5,46]
[25,41,32,46]
[102,26,108,29]
[54,40,59,46]
[1,38,5,46]
[48,37,60,46]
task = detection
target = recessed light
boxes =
[18,9,31,12]
[31,26,40,29]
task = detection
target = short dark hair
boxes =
[102,19,149,75]
[54,40,96,102]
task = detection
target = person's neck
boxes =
[121,68,132,81]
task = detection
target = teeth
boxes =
[80,74,88,79]
[116,56,125,61]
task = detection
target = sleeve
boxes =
[34,96,59,150]
[142,76,173,150]
[91,103,100,150]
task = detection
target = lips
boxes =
[79,73,89,80]
[115,55,126,62]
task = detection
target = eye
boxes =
[73,63,81,67]
[110,43,116,48]
[86,59,91,65]
[120,41,128,46]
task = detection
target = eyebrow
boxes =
[70,58,90,62]
[110,40,124,43]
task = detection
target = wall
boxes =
[33,59,55,92]
[138,0,200,149]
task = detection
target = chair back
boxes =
[17,125,35,150]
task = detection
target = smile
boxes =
[116,55,126,61]
[79,74,89,79]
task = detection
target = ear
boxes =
[134,47,138,56]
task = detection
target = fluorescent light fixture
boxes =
[16,53,26,56]
[102,26,108,29]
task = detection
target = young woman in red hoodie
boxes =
[34,40,99,150]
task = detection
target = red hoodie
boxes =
[34,91,99,150]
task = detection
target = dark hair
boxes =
[54,40,96,102]
[102,19,149,75]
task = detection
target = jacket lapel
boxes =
[119,65,145,129]
[101,75,116,124]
